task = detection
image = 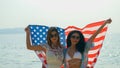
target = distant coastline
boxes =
[0,28,119,35]
[0,28,25,34]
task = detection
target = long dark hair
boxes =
[66,30,86,54]
[46,27,62,49]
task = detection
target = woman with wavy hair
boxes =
[25,27,64,68]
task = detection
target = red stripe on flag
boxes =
[93,36,105,42]
[90,44,102,50]
[82,21,105,28]
[82,27,107,34]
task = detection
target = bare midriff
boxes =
[67,58,82,68]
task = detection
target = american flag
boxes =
[29,20,108,68]
[29,25,66,68]
[65,20,108,68]
[29,25,66,46]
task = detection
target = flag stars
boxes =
[34,40,37,43]
[30,26,33,29]
[43,38,46,40]
[42,27,45,29]
[60,33,63,35]
[31,32,34,34]
[39,29,42,32]
[40,35,42,38]
[60,29,63,31]
[36,26,39,29]
[37,43,40,45]
[43,32,45,35]
[30,25,65,46]
[46,29,48,32]
[37,38,40,40]
[34,35,37,37]
[61,37,63,39]
[40,41,43,43]
[37,32,39,35]
[33,29,36,32]
[61,42,63,44]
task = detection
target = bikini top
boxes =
[65,51,82,61]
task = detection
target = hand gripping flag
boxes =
[29,25,66,68]
[65,20,108,68]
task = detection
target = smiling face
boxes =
[67,30,86,54]
[46,27,61,48]
[70,33,80,45]
[50,31,59,43]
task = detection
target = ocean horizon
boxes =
[0,32,120,68]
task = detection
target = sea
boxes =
[0,32,120,68]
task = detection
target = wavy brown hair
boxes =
[46,27,62,49]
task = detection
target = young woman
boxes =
[25,27,64,68]
[63,18,112,68]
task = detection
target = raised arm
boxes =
[25,26,46,53]
[88,18,112,42]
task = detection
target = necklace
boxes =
[68,47,76,58]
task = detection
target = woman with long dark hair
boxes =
[63,18,112,68]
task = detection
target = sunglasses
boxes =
[71,35,80,39]
[50,34,58,38]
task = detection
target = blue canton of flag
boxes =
[29,25,66,46]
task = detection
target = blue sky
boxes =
[0,0,120,33]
